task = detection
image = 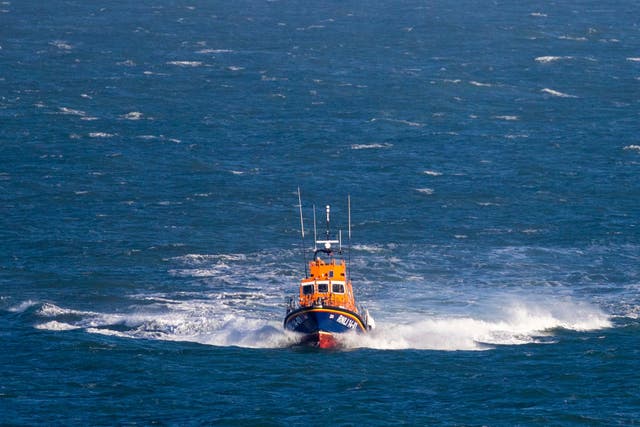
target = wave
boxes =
[26,294,611,352]
[369,118,423,127]
[415,188,434,195]
[121,111,143,120]
[50,40,72,50]
[31,299,295,349]
[351,143,393,150]
[166,61,203,67]
[341,299,611,351]
[535,56,573,63]
[623,145,640,152]
[88,132,115,138]
[541,88,577,98]
[469,81,492,87]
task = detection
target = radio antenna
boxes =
[347,195,352,281]
[297,188,308,277]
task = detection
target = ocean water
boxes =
[1,0,639,424]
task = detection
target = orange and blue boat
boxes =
[284,192,374,349]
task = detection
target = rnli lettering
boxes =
[336,314,357,329]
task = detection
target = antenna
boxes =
[297,188,308,277]
[347,195,352,282]
[312,204,317,251]
[325,205,331,240]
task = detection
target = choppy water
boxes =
[2,0,639,424]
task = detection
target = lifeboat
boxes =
[284,193,374,349]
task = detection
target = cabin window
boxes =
[317,283,329,293]
[332,283,345,294]
[328,270,334,278]
[302,284,314,295]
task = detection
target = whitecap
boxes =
[50,40,72,50]
[8,300,40,312]
[121,111,143,120]
[558,35,587,41]
[415,188,434,195]
[494,115,519,121]
[469,81,492,87]
[341,299,611,351]
[88,132,114,138]
[541,88,577,98]
[227,66,244,71]
[623,145,640,152]
[166,61,203,67]
[197,48,233,54]
[369,118,424,127]
[350,143,393,150]
[423,170,442,176]
[36,321,81,331]
[117,59,136,66]
[58,107,86,116]
[535,56,573,63]
[627,58,640,62]
[530,12,547,17]
[351,244,386,253]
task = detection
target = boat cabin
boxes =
[298,257,358,312]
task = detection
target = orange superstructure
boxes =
[298,257,358,312]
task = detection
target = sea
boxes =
[1,0,639,425]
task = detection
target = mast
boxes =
[315,204,339,259]
[347,195,351,282]
[297,188,308,277]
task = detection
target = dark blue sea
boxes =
[2,0,639,425]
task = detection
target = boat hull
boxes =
[283,306,367,348]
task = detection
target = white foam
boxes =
[623,145,640,152]
[423,170,442,176]
[197,49,233,54]
[36,321,81,331]
[342,299,611,351]
[469,81,492,87]
[350,143,393,150]
[541,88,577,98]
[415,188,434,195]
[88,132,115,138]
[58,107,86,116]
[167,61,203,67]
[494,115,519,121]
[351,244,386,253]
[627,58,640,62]
[121,111,143,120]
[535,56,573,63]
[369,118,423,127]
[50,40,72,50]
[558,35,587,41]
[8,300,39,312]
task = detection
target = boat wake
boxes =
[341,299,611,351]
[10,295,611,351]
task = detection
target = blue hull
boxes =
[283,306,367,335]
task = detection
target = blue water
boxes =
[2,0,639,424]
